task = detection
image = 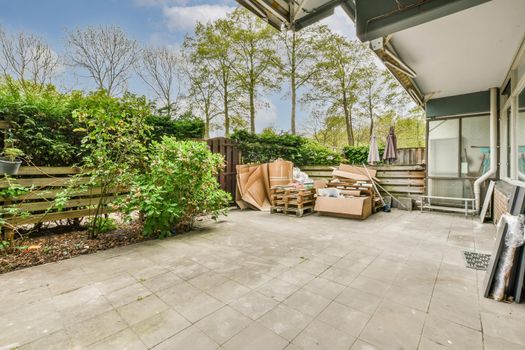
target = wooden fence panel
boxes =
[301,164,426,198]
[207,137,240,201]
[393,147,426,165]
[0,167,127,240]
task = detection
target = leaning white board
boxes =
[480,180,495,223]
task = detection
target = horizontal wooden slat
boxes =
[377,179,425,186]
[0,176,91,189]
[376,171,425,178]
[17,166,83,175]
[373,165,425,171]
[4,186,127,201]
[5,207,115,226]
[9,195,125,212]
[300,166,337,171]
[380,185,425,194]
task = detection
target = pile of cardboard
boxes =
[236,159,294,211]
[314,164,380,220]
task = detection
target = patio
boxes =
[1,209,524,350]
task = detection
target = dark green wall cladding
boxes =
[426,90,491,118]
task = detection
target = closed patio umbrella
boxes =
[368,135,380,164]
[383,126,398,163]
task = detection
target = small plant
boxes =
[0,137,24,175]
[2,147,24,162]
[85,216,117,234]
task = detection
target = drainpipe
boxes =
[474,87,498,211]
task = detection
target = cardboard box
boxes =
[314,196,372,220]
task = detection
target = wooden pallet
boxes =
[270,187,316,207]
[271,204,314,217]
[270,187,316,217]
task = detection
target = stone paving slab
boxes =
[1,209,525,349]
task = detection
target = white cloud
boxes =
[163,4,235,32]
[320,6,357,39]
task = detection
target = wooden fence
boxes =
[301,164,426,198]
[394,147,425,165]
[1,167,126,240]
[207,137,240,200]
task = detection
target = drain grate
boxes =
[463,251,491,271]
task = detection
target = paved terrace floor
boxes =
[1,209,525,350]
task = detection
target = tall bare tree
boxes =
[66,26,139,95]
[0,28,59,85]
[136,46,181,116]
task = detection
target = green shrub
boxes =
[147,111,205,142]
[0,79,85,166]
[342,145,384,164]
[85,217,117,234]
[231,129,341,166]
[74,91,152,238]
[124,137,230,238]
[0,80,205,167]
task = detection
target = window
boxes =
[507,108,512,178]
[427,115,491,201]
[428,119,459,177]
[461,116,490,178]
[518,89,525,181]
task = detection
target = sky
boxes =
[0,0,358,135]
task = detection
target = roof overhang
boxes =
[238,0,525,109]
[235,0,355,31]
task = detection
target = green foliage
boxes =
[147,111,205,142]
[85,217,117,234]
[74,91,152,238]
[342,146,385,165]
[2,147,24,161]
[0,79,85,166]
[124,137,230,238]
[231,129,341,166]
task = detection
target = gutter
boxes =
[474,87,498,211]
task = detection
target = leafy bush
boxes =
[74,91,152,238]
[0,80,205,167]
[0,80,85,166]
[124,137,230,238]
[231,129,341,166]
[147,111,205,142]
[343,146,384,164]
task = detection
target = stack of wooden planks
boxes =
[270,186,316,217]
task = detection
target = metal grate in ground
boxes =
[463,251,492,271]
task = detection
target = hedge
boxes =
[231,129,342,166]
[0,80,204,166]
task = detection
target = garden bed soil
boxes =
[0,223,147,274]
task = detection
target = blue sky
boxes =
[0,0,357,134]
